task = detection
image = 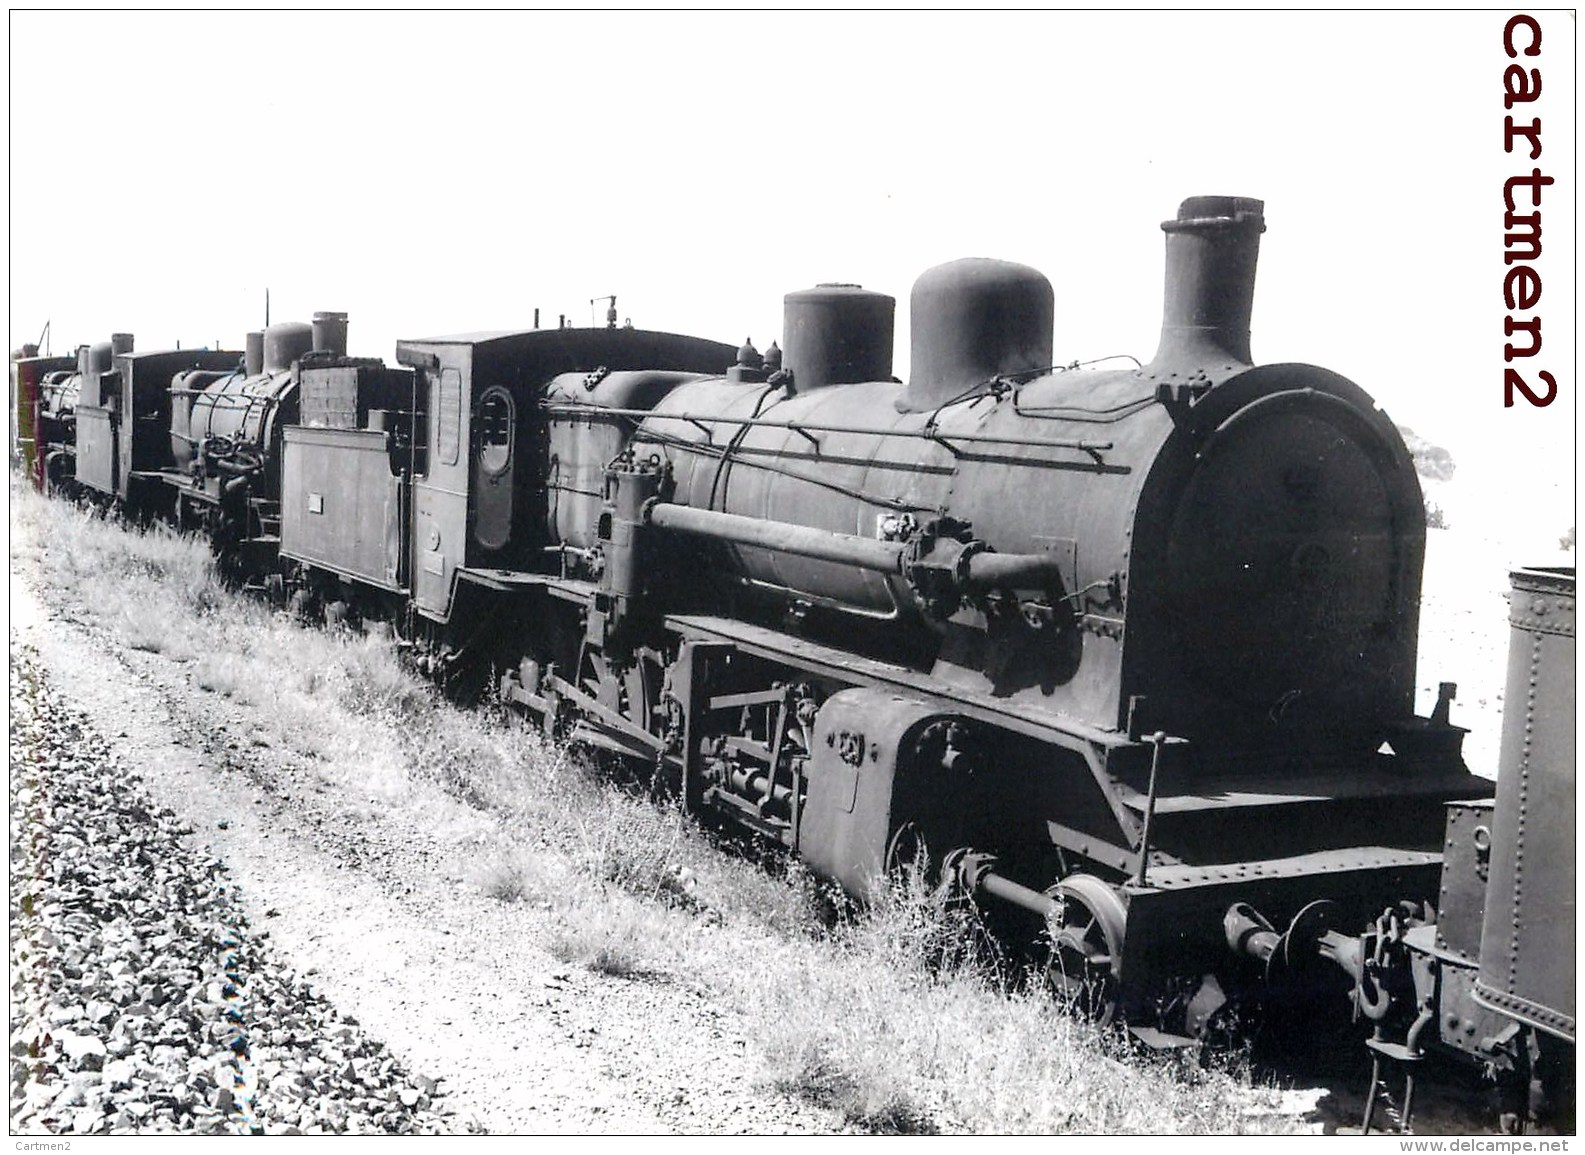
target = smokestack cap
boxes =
[1162,196,1266,234]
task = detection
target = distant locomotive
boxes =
[10,342,74,489]
[13,198,1570,1094]
[11,337,129,495]
[161,315,355,568]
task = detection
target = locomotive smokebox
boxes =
[781,284,894,392]
[110,333,134,356]
[245,331,265,378]
[263,322,313,374]
[312,311,349,357]
[900,258,1053,413]
[1152,195,1265,368]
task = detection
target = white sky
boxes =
[8,10,1577,557]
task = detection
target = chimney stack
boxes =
[245,331,265,377]
[1150,196,1265,369]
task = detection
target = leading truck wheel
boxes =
[1045,874,1127,1025]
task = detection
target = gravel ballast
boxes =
[9,643,457,1136]
[7,567,845,1136]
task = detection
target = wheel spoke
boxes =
[1044,875,1126,1025]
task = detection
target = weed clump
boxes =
[770,1041,938,1134]
[477,856,528,903]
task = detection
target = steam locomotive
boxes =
[11,197,1573,1124]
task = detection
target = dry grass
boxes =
[728,870,1286,1134]
[474,854,530,904]
[545,896,659,979]
[10,475,1303,1134]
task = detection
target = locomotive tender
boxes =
[1346,565,1574,1132]
[16,197,1567,1071]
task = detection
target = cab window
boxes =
[438,368,462,465]
[476,388,513,475]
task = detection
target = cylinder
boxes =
[900,258,1054,413]
[110,333,134,356]
[1150,195,1265,368]
[781,284,894,393]
[263,321,313,374]
[312,311,349,357]
[245,331,265,378]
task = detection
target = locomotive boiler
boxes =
[624,201,1423,760]
[265,194,1493,1033]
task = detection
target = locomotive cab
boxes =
[391,326,737,622]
